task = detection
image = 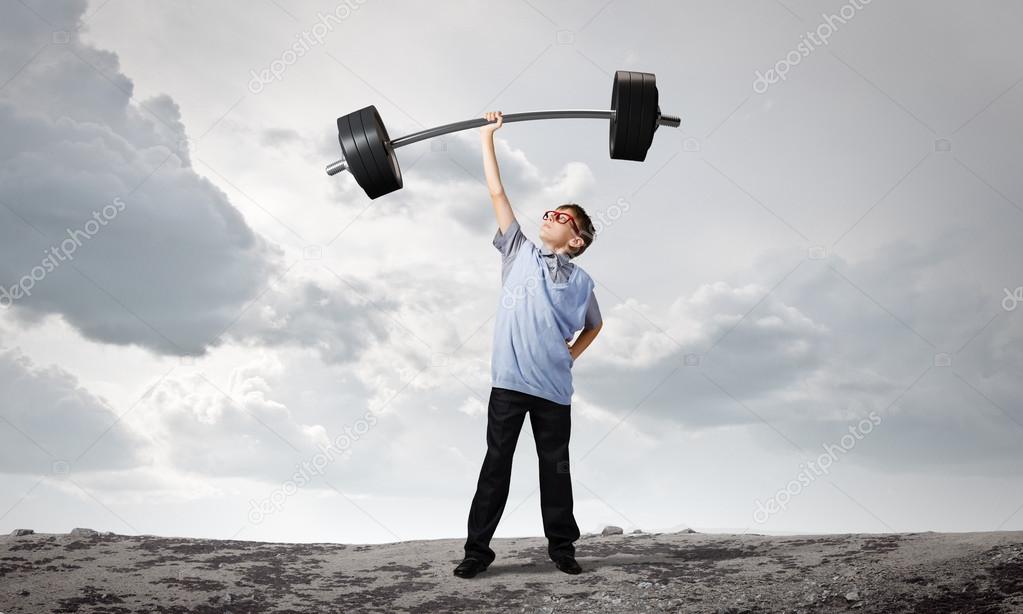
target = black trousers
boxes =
[463,386,580,565]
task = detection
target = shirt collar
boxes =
[539,242,572,264]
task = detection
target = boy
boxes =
[455,111,603,578]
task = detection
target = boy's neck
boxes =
[541,239,569,255]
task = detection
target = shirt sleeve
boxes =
[583,290,602,329]
[493,218,528,258]
[493,218,530,285]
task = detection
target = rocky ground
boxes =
[2,527,1022,613]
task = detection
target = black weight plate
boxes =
[351,107,388,197]
[348,109,388,199]
[359,106,402,199]
[610,70,633,160]
[611,70,655,161]
[635,72,658,161]
[337,110,374,195]
[624,70,646,159]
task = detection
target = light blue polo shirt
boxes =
[491,218,598,405]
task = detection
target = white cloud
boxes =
[138,352,329,479]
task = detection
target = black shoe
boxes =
[453,557,489,578]
[553,555,582,575]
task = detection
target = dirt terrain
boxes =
[2,527,1022,613]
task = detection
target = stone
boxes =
[601,525,623,536]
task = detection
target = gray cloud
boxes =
[0,1,404,365]
[0,1,284,356]
[0,346,150,474]
[572,232,1023,474]
[260,127,302,149]
[228,272,398,365]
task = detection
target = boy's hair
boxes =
[557,203,595,258]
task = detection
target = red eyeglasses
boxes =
[542,210,580,236]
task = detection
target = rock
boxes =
[637,581,653,589]
[70,528,100,537]
[601,525,623,536]
[631,529,644,534]
[10,528,34,536]
[845,590,861,601]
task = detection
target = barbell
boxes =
[325,70,681,199]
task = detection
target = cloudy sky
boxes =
[1,0,1021,545]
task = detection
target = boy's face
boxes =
[540,208,584,253]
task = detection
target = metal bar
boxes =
[390,109,615,149]
[325,108,682,175]
[658,114,681,128]
[326,158,348,176]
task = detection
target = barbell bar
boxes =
[326,70,681,199]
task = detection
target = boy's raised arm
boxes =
[480,111,515,234]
